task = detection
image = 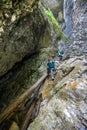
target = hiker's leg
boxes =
[60,55,63,61]
[47,68,50,75]
[50,68,54,79]
[58,55,63,63]
[58,55,61,61]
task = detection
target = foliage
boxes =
[43,7,68,41]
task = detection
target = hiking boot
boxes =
[52,77,54,80]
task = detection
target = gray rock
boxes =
[28,57,87,130]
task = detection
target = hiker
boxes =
[47,59,59,80]
[58,49,64,62]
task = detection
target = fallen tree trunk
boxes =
[0,73,47,124]
[21,94,42,130]
[24,84,42,108]
[21,101,36,130]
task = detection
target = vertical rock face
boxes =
[69,0,87,57]
[0,8,46,77]
[63,0,73,38]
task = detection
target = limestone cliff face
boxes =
[63,0,73,38]
[67,0,87,57]
[0,2,46,77]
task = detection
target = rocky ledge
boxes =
[28,56,87,130]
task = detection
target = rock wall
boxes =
[63,0,73,38]
[68,0,87,57]
[0,3,46,77]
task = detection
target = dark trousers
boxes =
[58,55,63,61]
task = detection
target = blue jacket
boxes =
[47,61,55,69]
[58,50,64,55]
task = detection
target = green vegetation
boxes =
[43,7,68,41]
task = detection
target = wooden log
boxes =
[0,73,48,124]
[21,94,43,130]
[21,101,35,130]
[24,85,41,108]
[30,93,43,122]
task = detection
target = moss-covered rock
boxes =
[0,1,46,76]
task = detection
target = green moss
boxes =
[43,7,68,41]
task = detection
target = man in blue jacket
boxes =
[47,59,58,80]
[58,49,64,62]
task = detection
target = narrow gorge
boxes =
[0,0,87,130]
